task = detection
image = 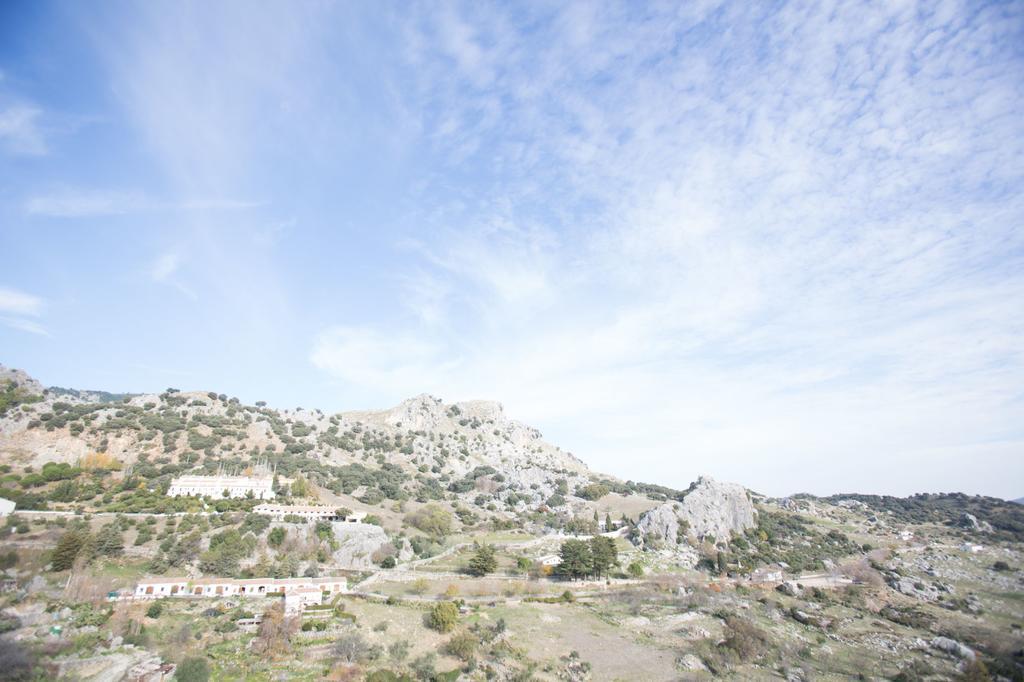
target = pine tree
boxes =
[558,539,592,580]
[589,536,618,578]
[51,529,89,571]
[96,524,124,557]
[467,543,497,576]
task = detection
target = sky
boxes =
[1,1,1022,499]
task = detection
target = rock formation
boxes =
[635,476,757,547]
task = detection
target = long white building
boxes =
[132,575,346,599]
[253,503,366,523]
[167,474,275,499]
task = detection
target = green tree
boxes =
[467,543,497,576]
[51,528,90,571]
[96,524,124,557]
[290,476,309,498]
[267,527,286,548]
[557,539,592,580]
[627,561,644,578]
[426,601,459,633]
[176,657,210,682]
[589,536,618,578]
[405,504,453,537]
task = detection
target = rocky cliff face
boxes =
[635,476,757,547]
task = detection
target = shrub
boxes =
[146,601,164,619]
[575,483,610,501]
[332,632,369,663]
[176,657,210,682]
[721,615,768,660]
[992,560,1011,572]
[0,638,33,681]
[405,505,453,537]
[387,639,411,664]
[268,527,286,548]
[426,601,459,633]
[444,631,479,662]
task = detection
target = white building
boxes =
[0,497,15,516]
[284,586,324,613]
[167,475,275,500]
[253,504,366,523]
[132,576,346,599]
[537,554,562,567]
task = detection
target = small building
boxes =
[284,586,323,613]
[537,554,562,567]
[167,475,275,500]
[0,497,15,516]
[749,567,784,584]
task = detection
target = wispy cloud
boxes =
[24,189,259,218]
[311,0,1024,496]
[0,103,46,156]
[149,252,196,300]
[0,286,47,335]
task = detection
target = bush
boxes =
[426,601,459,633]
[176,657,210,682]
[146,601,164,619]
[380,555,396,569]
[405,505,453,537]
[268,527,286,548]
[332,632,369,663]
[575,483,610,501]
[444,631,479,662]
[992,560,1011,572]
[721,615,768,660]
[0,638,33,681]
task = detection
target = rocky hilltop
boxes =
[634,476,757,548]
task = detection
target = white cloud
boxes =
[0,316,48,336]
[0,103,46,155]
[310,1,1024,497]
[150,253,180,282]
[0,287,43,317]
[24,189,258,218]
[0,287,46,335]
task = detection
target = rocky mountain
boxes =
[0,364,674,529]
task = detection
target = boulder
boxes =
[776,581,802,597]
[931,636,976,661]
[958,513,993,533]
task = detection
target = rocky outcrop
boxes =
[329,522,392,570]
[958,513,993,533]
[930,636,975,661]
[634,476,757,547]
[0,365,44,395]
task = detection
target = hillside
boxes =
[1,364,1022,681]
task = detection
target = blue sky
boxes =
[1,1,1022,498]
